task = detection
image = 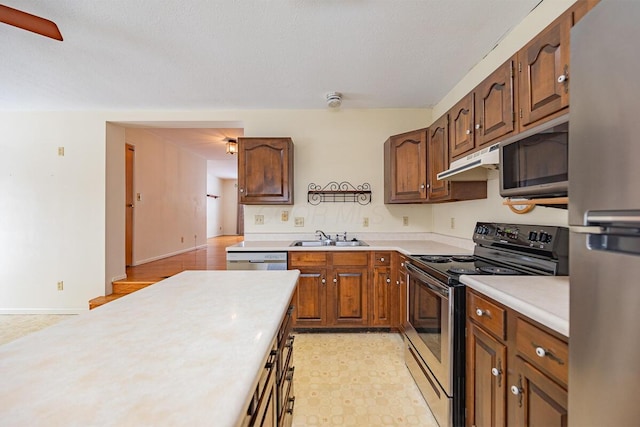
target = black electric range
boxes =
[403,222,569,427]
[408,221,570,286]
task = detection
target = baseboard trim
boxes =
[132,244,208,266]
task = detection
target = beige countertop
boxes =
[0,270,300,427]
[461,275,569,337]
[226,238,473,256]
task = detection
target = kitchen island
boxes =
[0,270,300,426]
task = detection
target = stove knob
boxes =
[528,231,538,242]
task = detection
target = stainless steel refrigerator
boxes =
[569,1,640,426]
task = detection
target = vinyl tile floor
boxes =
[292,332,438,427]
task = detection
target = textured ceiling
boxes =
[1,0,542,111]
[2,0,541,178]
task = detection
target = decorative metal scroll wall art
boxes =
[307,182,372,205]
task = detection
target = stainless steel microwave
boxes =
[500,114,569,198]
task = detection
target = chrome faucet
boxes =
[315,230,332,243]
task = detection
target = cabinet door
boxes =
[371,266,392,327]
[510,357,568,427]
[427,115,450,201]
[329,267,368,326]
[475,58,516,147]
[292,268,327,328]
[449,93,475,160]
[384,129,428,203]
[238,137,293,205]
[518,13,571,129]
[466,322,507,427]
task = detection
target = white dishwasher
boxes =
[226,251,288,270]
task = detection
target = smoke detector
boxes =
[326,92,342,108]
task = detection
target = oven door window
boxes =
[409,276,443,362]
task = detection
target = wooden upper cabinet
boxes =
[449,93,475,160]
[384,129,428,203]
[427,115,451,201]
[475,57,517,147]
[237,137,293,205]
[518,11,571,130]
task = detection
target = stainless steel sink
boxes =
[289,240,368,247]
[290,240,324,247]
[334,240,368,247]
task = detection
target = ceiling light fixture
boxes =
[326,92,342,108]
[224,138,238,155]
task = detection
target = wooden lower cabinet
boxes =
[291,251,409,330]
[466,288,568,427]
[466,322,507,427]
[290,251,368,328]
[371,252,393,327]
[243,301,295,427]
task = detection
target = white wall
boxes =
[206,173,223,238]
[429,0,575,237]
[125,128,207,265]
[240,109,434,237]
[105,123,126,293]
[222,179,238,235]
[0,112,106,313]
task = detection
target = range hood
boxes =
[437,142,500,181]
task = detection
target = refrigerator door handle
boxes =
[585,210,640,227]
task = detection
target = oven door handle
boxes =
[406,262,450,299]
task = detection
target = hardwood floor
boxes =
[125,235,243,282]
[90,235,244,309]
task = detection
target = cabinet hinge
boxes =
[519,108,523,119]
[518,62,522,73]
[510,65,514,78]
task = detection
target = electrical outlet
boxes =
[403,216,409,226]
[181,236,184,243]
[363,217,369,227]
[255,214,265,225]
[294,217,304,227]
[136,193,142,201]
[281,211,289,222]
[57,281,64,291]
[57,147,65,156]
[450,217,456,229]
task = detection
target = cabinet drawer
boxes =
[288,251,327,267]
[373,252,391,266]
[516,318,568,386]
[331,252,369,266]
[468,292,506,340]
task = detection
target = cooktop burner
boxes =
[419,255,451,263]
[478,266,520,275]
[451,255,475,262]
[447,267,479,275]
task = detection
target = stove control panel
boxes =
[473,222,568,254]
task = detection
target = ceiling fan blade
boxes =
[0,4,63,41]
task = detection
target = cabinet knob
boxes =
[396,280,400,285]
[557,74,567,83]
[491,367,501,377]
[475,308,487,317]
[333,277,337,284]
[510,385,522,396]
[386,278,391,284]
[239,188,244,193]
[400,262,404,267]
[321,278,326,285]
[466,129,471,135]
[420,183,425,190]
[535,346,547,357]
[379,257,385,262]
[475,123,481,130]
